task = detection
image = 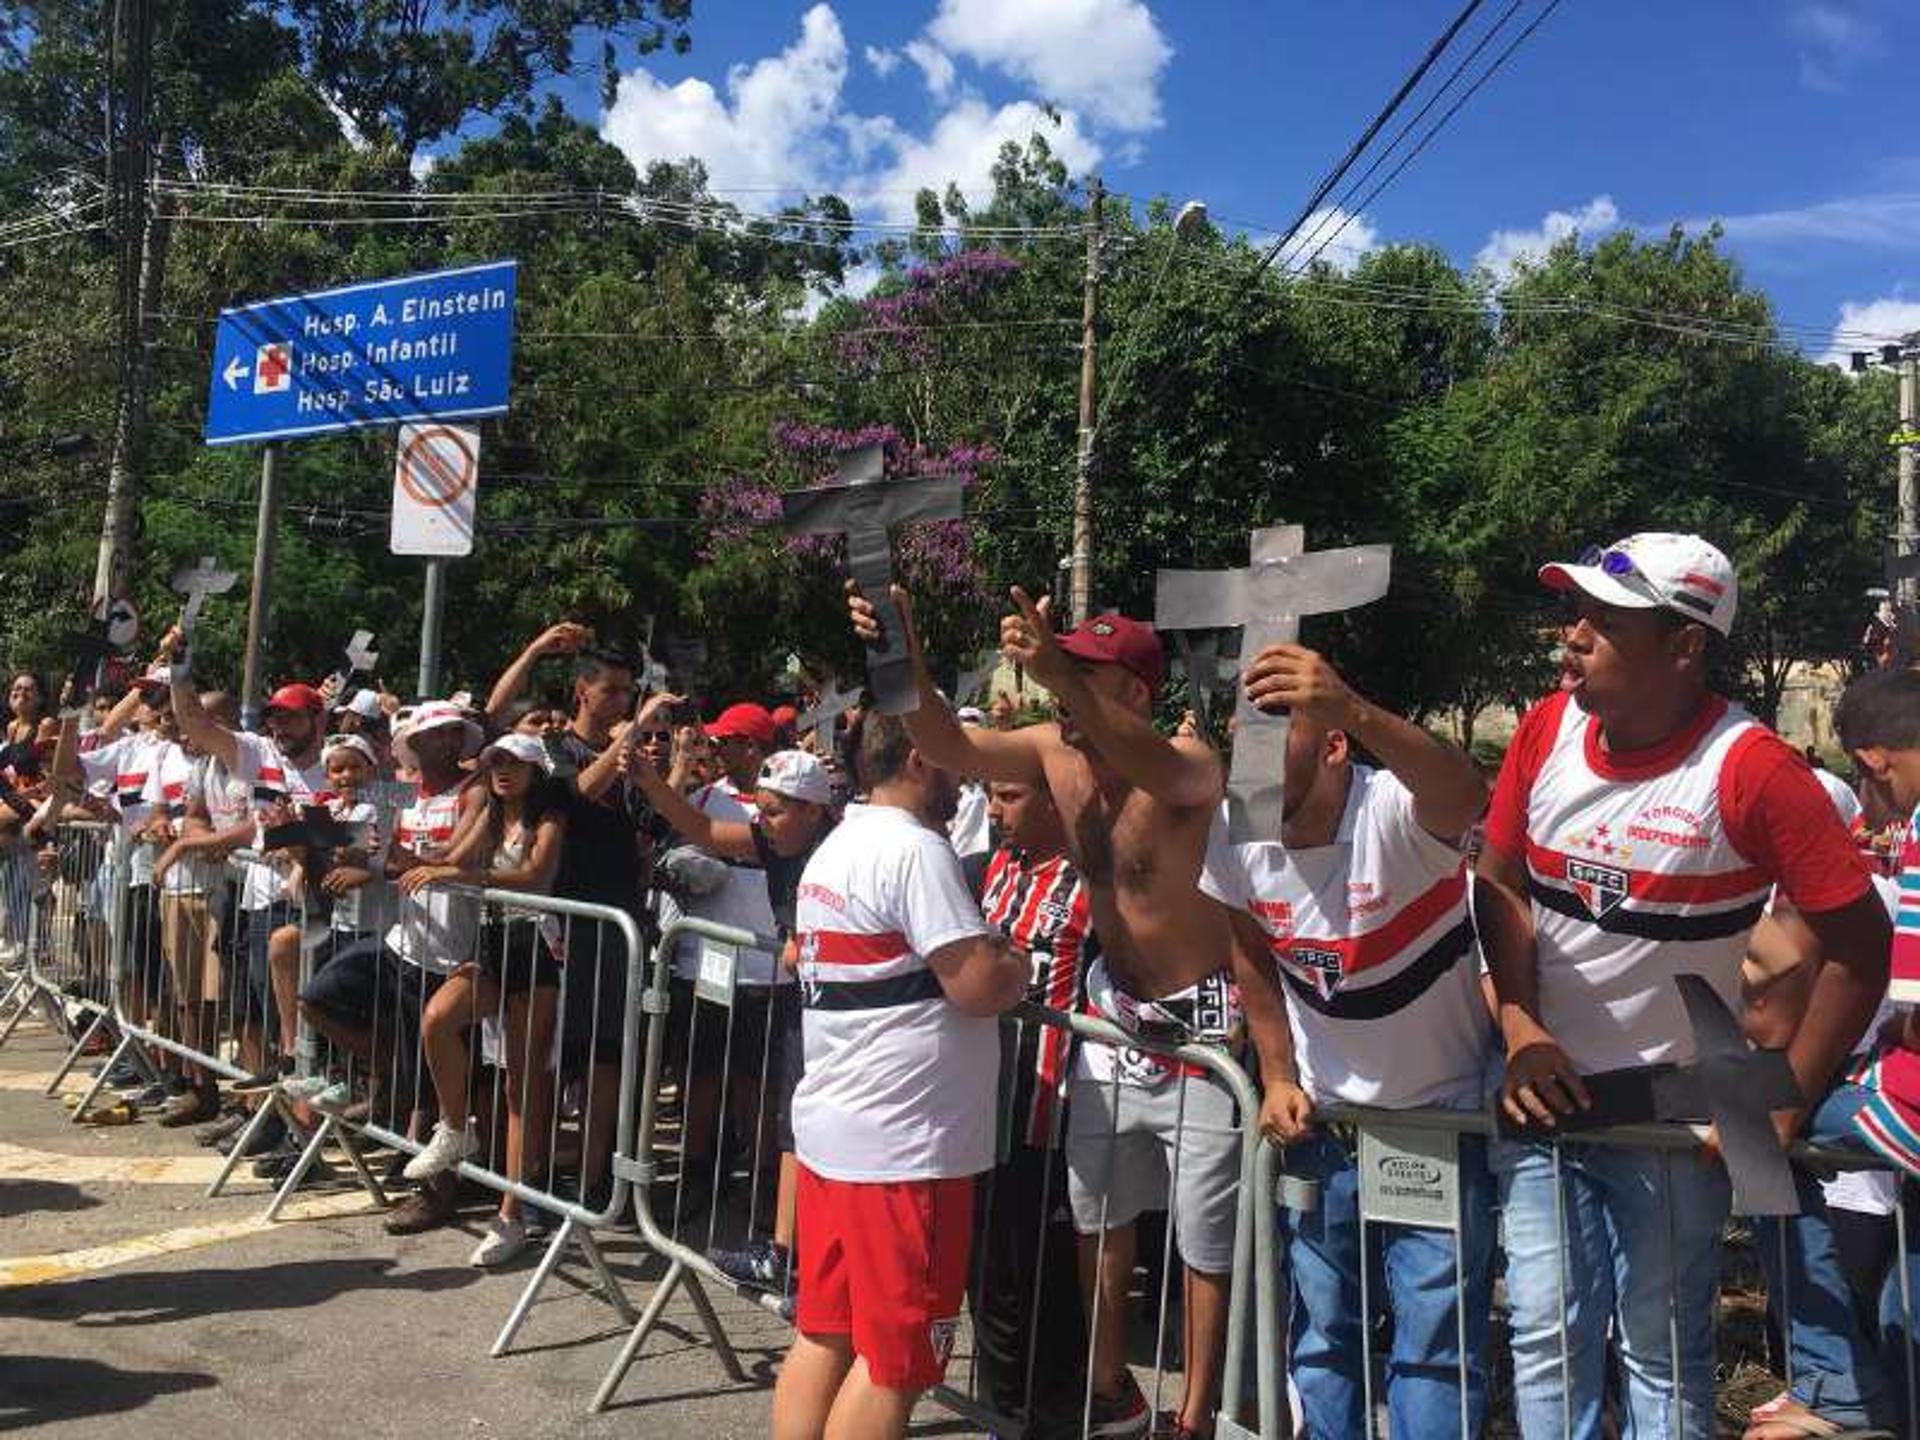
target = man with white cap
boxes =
[1477,532,1891,1438]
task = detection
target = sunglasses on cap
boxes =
[1578,544,1639,578]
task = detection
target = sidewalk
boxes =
[0,1015,977,1439]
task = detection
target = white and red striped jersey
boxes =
[1203,767,1491,1109]
[1486,690,1870,1072]
[384,780,476,973]
[232,730,333,910]
[982,846,1096,1148]
[792,803,996,1182]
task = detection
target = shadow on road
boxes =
[0,1354,216,1431]
[0,1178,105,1218]
[0,1255,481,1327]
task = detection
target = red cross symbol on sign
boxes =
[254,342,291,394]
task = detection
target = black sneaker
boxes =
[127,1081,171,1108]
[253,1144,332,1185]
[708,1237,793,1292]
[1084,1373,1151,1439]
[219,1111,287,1158]
[195,1110,247,1147]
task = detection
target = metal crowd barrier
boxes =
[39,796,655,1364]
[593,921,1284,1440]
[0,830,58,1048]
[1310,1100,1920,1440]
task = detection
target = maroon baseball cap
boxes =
[1056,613,1167,695]
[706,702,777,745]
[263,683,326,716]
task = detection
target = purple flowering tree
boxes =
[685,423,998,693]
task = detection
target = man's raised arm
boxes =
[999,587,1220,810]
[163,629,239,774]
[1243,644,1486,839]
[485,621,591,729]
[847,581,1046,787]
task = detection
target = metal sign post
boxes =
[390,422,480,702]
[239,442,282,730]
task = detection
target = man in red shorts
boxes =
[771,712,1029,1440]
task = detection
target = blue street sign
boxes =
[204,260,517,446]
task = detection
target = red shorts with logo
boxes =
[793,1164,974,1390]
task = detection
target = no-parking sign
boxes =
[390,423,479,557]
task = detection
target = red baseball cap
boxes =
[264,683,326,716]
[706,702,777,745]
[770,704,799,730]
[1056,613,1167,695]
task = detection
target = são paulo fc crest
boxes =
[1566,858,1629,918]
[1291,944,1344,1000]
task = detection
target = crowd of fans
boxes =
[6,528,1920,1440]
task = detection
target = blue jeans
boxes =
[1757,1082,1899,1428]
[1493,1137,1730,1439]
[1281,1131,1494,1438]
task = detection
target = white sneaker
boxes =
[280,1075,333,1103]
[402,1120,474,1181]
[469,1215,527,1268]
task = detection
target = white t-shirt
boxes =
[948,782,991,860]
[1201,767,1493,1110]
[671,777,780,987]
[149,745,209,896]
[384,781,477,974]
[78,733,163,888]
[231,731,333,910]
[792,803,997,1182]
[326,796,394,936]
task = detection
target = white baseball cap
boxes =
[756,749,832,806]
[333,688,384,721]
[1538,532,1738,637]
[322,733,379,769]
[479,732,554,774]
[392,699,484,770]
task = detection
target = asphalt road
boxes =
[0,1013,983,1439]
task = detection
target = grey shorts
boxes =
[1065,1069,1241,1275]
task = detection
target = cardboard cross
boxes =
[780,443,967,714]
[1155,525,1392,841]
[170,556,239,635]
[1676,974,1803,1215]
[1495,976,1803,1216]
[798,675,859,751]
[343,630,379,675]
[59,620,119,713]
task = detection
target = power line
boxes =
[1252,0,1490,279]
[1294,0,1571,272]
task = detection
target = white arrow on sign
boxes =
[222,355,248,391]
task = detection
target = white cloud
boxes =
[1274,206,1380,273]
[602,3,849,192]
[863,44,900,77]
[1819,295,1920,368]
[926,0,1171,132]
[1789,3,1886,90]
[903,39,957,99]
[600,5,1108,227]
[1476,195,1620,281]
[799,259,888,320]
[1698,192,1920,250]
[853,98,1101,222]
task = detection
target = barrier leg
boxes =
[0,980,45,1048]
[593,1259,686,1411]
[65,1029,134,1120]
[45,1008,108,1095]
[207,1096,283,1198]
[329,1124,390,1210]
[577,1228,639,1325]
[492,1215,581,1358]
[263,1112,340,1221]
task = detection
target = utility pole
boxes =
[1899,335,1919,623]
[1068,177,1104,628]
[92,0,156,609]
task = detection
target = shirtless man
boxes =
[850,584,1284,1439]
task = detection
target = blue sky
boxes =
[575,0,1918,360]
